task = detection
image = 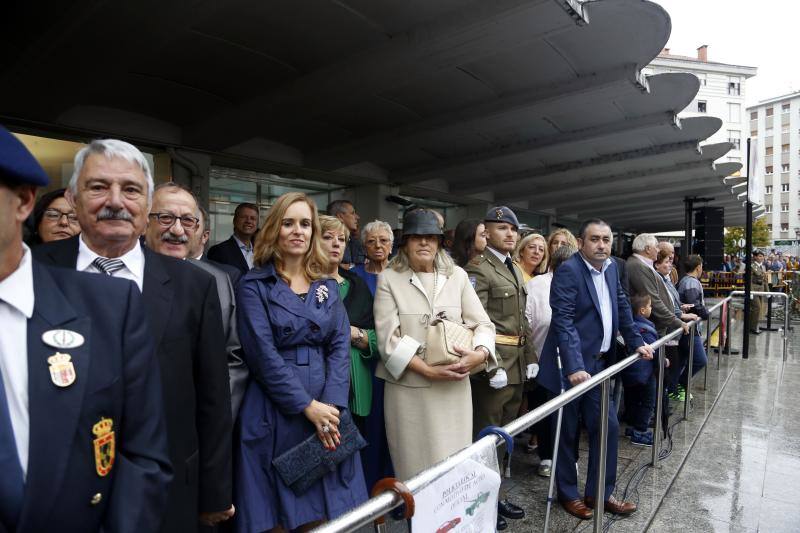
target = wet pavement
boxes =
[352,311,798,533]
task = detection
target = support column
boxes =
[169,149,212,211]
[350,184,402,228]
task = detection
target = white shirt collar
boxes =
[0,244,34,319]
[76,235,145,287]
[486,245,510,264]
[233,234,252,251]
[634,253,655,269]
[580,254,611,274]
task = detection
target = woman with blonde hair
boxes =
[318,215,394,488]
[514,232,548,283]
[374,209,497,480]
[235,193,367,532]
[546,228,578,259]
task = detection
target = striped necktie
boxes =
[91,257,125,276]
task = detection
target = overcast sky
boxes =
[653,0,799,106]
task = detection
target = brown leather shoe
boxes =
[560,499,593,520]
[584,495,637,515]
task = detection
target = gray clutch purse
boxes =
[272,409,367,495]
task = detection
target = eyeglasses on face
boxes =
[43,209,79,224]
[148,212,200,230]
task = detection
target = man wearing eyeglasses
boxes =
[33,139,234,532]
[144,182,248,420]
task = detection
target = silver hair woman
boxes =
[351,219,394,295]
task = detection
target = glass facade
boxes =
[208,166,346,245]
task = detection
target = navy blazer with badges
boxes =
[32,236,232,532]
[207,236,249,276]
[537,253,645,395]
[14,261,171,533]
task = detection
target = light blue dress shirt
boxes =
[580,255,613,353]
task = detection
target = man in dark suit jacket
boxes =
[207,202,258,275]
[32,139,233,531]
[147,183,248,419]
[538,219,652,521]
[0,127,171,532]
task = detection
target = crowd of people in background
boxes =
[722,251,800,272]
[5,129,754,533]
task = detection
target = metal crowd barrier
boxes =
[730,290,790,362]
[313,292,766,533]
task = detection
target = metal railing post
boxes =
[724,297,732,361]
[784,294,790,362]
[651,345,666,468]
[684,323,695,421]
[593,379,610,533]
[703,309,713,390]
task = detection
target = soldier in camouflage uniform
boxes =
[750,250,767,334]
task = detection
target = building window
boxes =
[767,107,774,117]
[784,125,791,133]
[751,130,758,137]
[766,146,774,156]
[766,185,773,194]
[766,166,774,175]
[783,164,791,173]
[727,156,741,163]
[727,130,741,150]
[750,110,758,120]
[697,100,707,113]
[783,144,791,153]
[728,102,741,122]
[766,127,774,136]
[697,74,707,86]
[765,205,773,213]
[728,81,741,95]
[783,103,791,113]
[781,223,789,232]
[768,224,773,232]
[782,203,790,212]
[781,183,790,192]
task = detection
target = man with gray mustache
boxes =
[33,139,234,532]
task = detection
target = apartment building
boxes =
[748,91,800,244]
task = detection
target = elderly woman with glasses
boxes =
[373,209,497,480]
[25,188,81,244]
[351,219,394,295]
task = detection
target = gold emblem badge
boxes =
[495,208,504,220]
[92,418,115,477]
[47,352,76,387]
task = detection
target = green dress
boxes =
[338,279,378,417]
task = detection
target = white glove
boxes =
[489,368,508,389]
[526,363,539,379]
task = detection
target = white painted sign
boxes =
[411,458,501,533]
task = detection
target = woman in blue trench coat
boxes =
[234,192,368,532]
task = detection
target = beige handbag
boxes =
[424,311,475,366]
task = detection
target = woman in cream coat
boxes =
[374,209,497,480]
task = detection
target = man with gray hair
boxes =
[327,199,364,268]
[33,139,234,531]
[626,234,690,337]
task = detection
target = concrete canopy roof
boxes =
[0,0,744,231]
